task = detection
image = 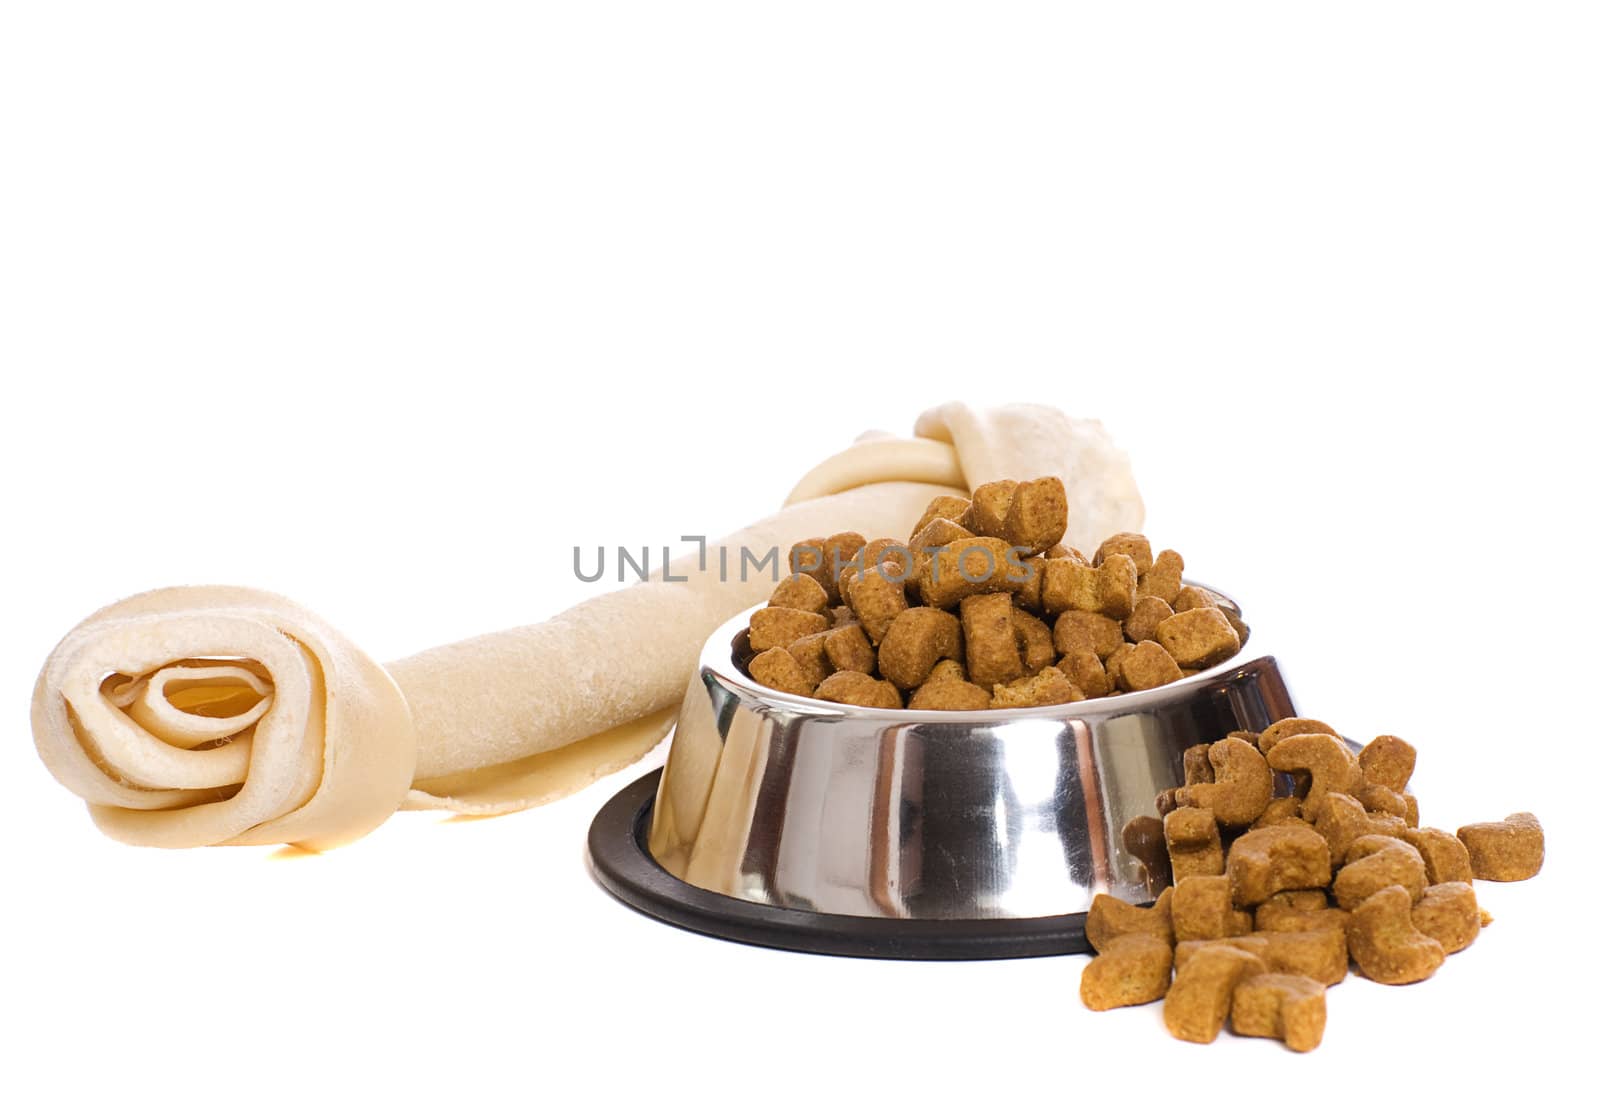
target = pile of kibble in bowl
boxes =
[742,476,1242,709]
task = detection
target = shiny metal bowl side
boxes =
[647,592,1295,922]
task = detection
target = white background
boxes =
[2,3,1595,1115]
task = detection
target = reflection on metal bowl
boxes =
[591,587,1297,957]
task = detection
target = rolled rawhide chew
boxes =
[31,401,1145,850]
[33,482,951,850]
[32,585,417,851]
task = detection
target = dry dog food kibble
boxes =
[1230,974,1327,1053]
[1080,933,1174,1011]
[745,488,1541,1052]
[1457,813,1545,881]
[1081,716,1543,1051]
[742,479,1246,709]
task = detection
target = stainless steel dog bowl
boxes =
[589,587,1297,958]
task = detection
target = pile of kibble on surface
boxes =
[742,477,1247,709]
[1082,716,1545,1052]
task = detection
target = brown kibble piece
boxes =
[1228,825,1333,907]
[1183,744,1215,786]
[925,658,966,684]
[1095,532,1154,575]
[1314,791,1405,865]
[1085,888,1175,951]
[1255,907,1350,936]
[822,622,876,675]
[1041,554,1137,619]
[1095,553,1138,619]
[906,518,971,594]
[1405,827,1474,885]
[1358,734,1417,791]
[1119,640,1183,692]
[1124,595,1174,644]
[1172,875,1254,941]
[1011,555,1046,613]
[850,563,909,643]
[902,521,960,598]
[791,533,866,604]
[1333,834,1428,911]
[1457,813,1544,881]
[1155,607,1241,669]
[1175,930,1345,987]
[1173,936,1268,970]
[877,607,962,690]
[1165,807,1224,882]
[962,480,1019,536]
[1080,934,1174,1011]
[1056,650,1110,700]
[813,670,901,709]
[1356,782,1410,820]
[1258,717,1340,755]
[1256,889,1329,916]
[1411,882,1481,954]
[960,593,1025,687]
[1176,737,1273,827]
[1231,973,1327,1053]
[858,537,911,570]
[912,495,971,539]
[821,532,867,599]
[1013,610,1055,672]
[1138,548,1184,603]
[918,536,1026,609]
[908,516,971,555]
[1266,733,1362,818]
[1053,610,1124,659]
[789,538,824,577]
[769,573,829,614]
[1041,557,1096,615]
[747,648,817,697]
[1347,885,1445,985]
[785,632,832,688]
[997,476,1067,554]
[1171,585,1216,613]
[908,675,992,711]
[991,666,1083,708]
[1163,946,1266,1044]
[748,606,830,652]
[1252,797,1306,830]
[836,566,860,610]
[1260,928,1347,987]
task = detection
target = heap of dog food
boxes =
[1080,716,1544,1051]
[743,477,1246,708]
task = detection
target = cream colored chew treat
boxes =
[32,585,417,851]
[789,402,1144,556]
[35,401,1139,849]
[32,482,950,849]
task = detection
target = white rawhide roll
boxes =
[32,586,417,850]
[32,401,1142,850]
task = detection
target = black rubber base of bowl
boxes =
[588,768,1090,960]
